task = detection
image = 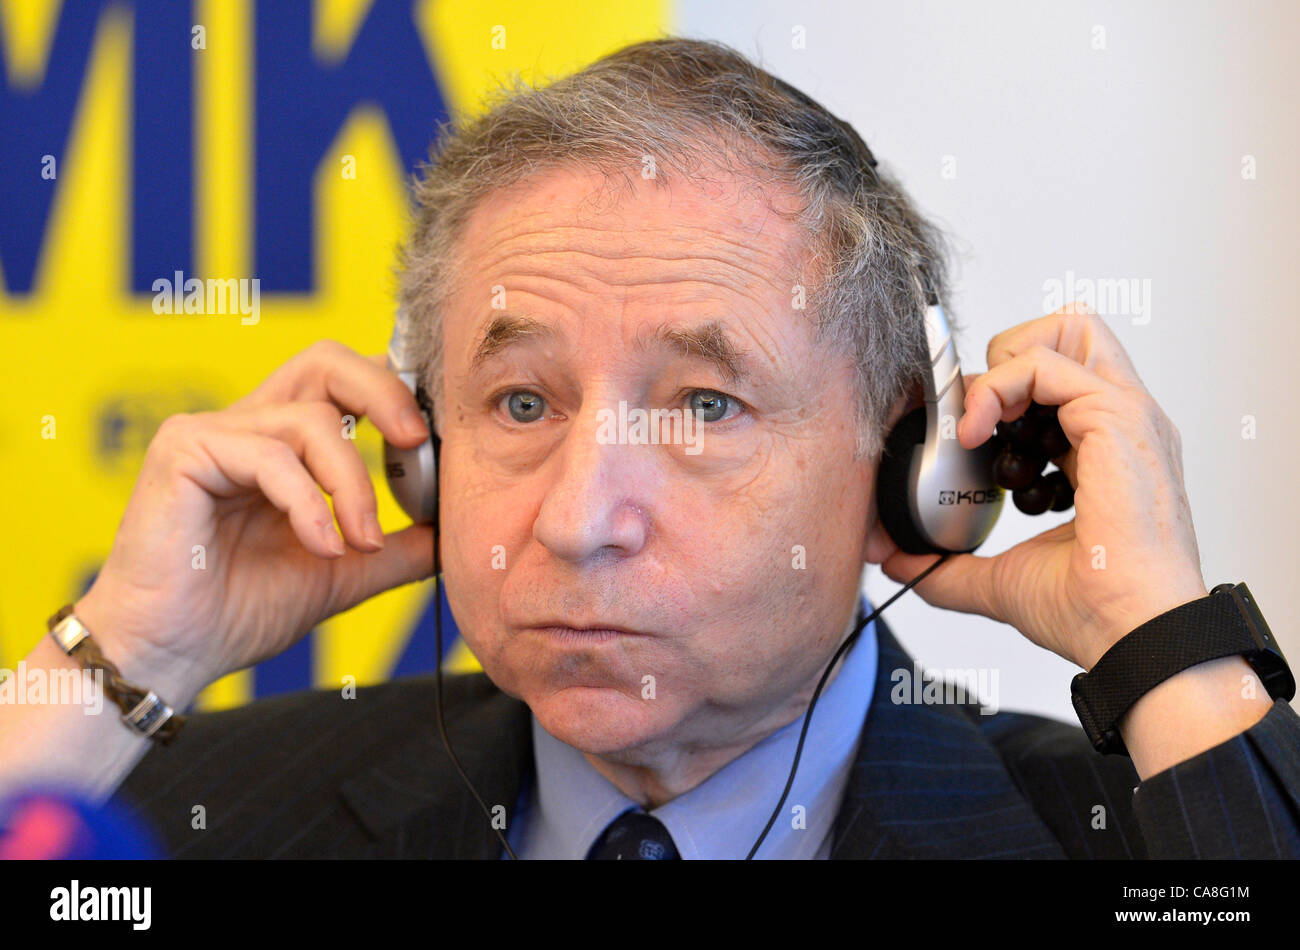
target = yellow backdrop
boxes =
[1,0,666,710]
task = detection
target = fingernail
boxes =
[322,524,345,556]
[401,407,428,440]
[363,512,385,550]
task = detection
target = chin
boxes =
[526,683,677,756]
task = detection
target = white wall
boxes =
[674,0,1300,723]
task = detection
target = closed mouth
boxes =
[524,624,649,643]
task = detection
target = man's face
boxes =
[438,162,891,762]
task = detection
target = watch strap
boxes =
[1071,583,1294,756]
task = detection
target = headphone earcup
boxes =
[875,407,937,555]
[383,384,439,529]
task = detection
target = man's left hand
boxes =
[881,304,1209,672]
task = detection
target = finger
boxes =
[986,307,1141,388]
[961,371,1033,433]
[323,523,437,617]
[176,424,347,559]
[962,371,1078,487]
[215,401,384,553]
[233,340,430,448]
[958,346,1118,450]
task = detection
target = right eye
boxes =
[502,390,547,423]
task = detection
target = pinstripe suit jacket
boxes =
[111,618,1300,858]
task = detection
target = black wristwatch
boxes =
[1071,583,1295,756]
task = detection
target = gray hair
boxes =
[398,37,952,458]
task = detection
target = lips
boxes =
[523,622,650,643]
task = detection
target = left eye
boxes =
[688,390,741,422]
[504,391,547,422]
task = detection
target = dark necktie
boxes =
[587,810,681,860]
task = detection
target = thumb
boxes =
[881,549,1002,622]
[325,523,437,616]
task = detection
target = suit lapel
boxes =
[831,618,1066,859]
[337,676,533,858]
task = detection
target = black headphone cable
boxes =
[432,518,521,859]
[745,553,951,859]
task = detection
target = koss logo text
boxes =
[938,489,1002,505]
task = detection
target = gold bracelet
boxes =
[46,604,186,744]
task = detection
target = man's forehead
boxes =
[446,164,815,373]
[452,162,811,280]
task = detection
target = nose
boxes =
[531,403,652,565]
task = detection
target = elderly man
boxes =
[3,38,1297,860]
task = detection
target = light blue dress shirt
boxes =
[504,599,877,859]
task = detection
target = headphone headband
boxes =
[387,304,421,374]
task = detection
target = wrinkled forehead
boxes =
[441,162,820,363]
[450,160,813,293]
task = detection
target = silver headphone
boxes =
[383,307,438,526]
[873,299,1004,553]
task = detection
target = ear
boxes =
[862,386,924,565]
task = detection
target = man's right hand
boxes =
[72,339,436,703]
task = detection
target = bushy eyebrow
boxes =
[469,314,560,373]
[639,320,753,385]
[468,314,754,385]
